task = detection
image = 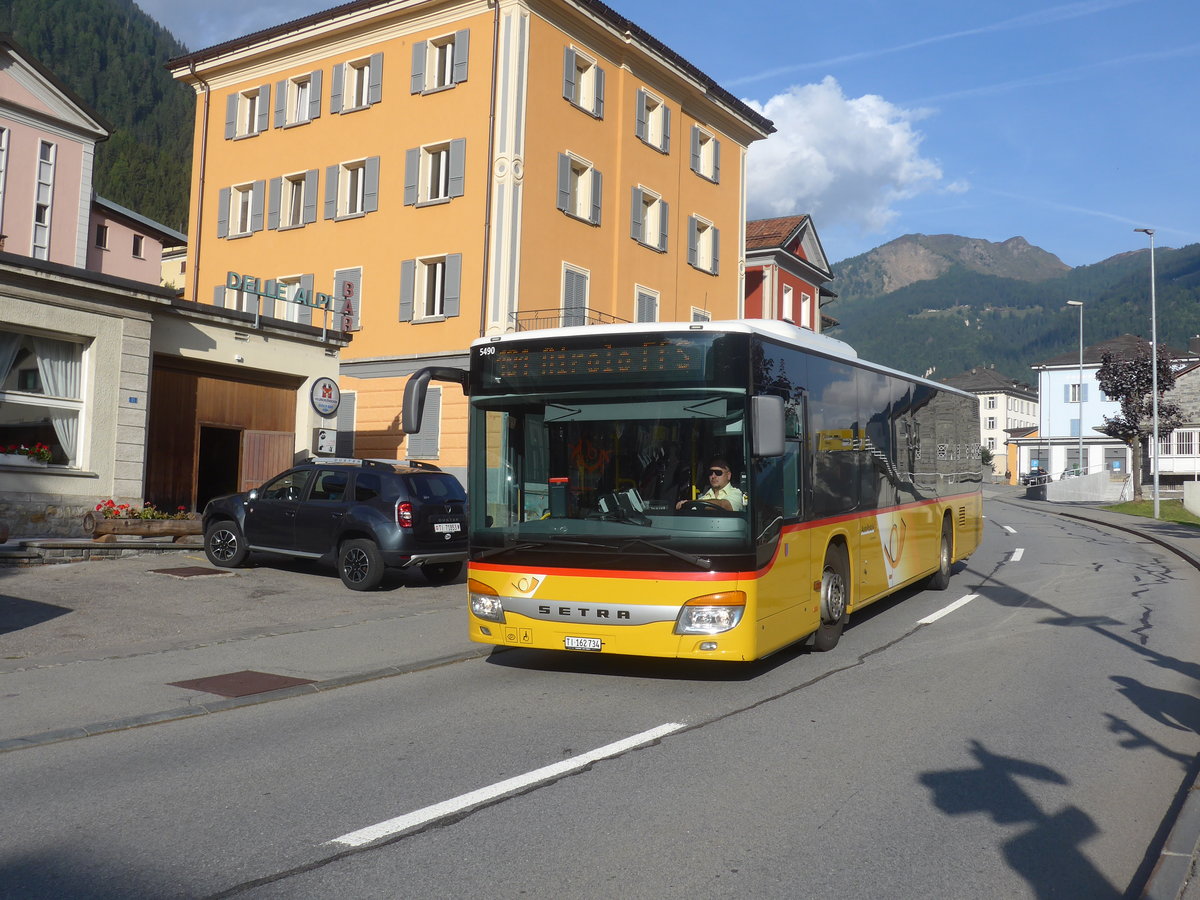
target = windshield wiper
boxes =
[475,536,617,559]
[617,536,712,570]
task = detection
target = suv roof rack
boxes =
[402,459,441,471]
[304,457,393,469]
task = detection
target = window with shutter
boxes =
[563,47,604,117]
[630,186,666,251]
[635,289,658,323]
[635,89,670,154]
[562,266,588,326]
[556,152,601,225]
[413,30,470,93]
[336,392,357,458]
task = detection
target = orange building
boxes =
[170,0,774,479]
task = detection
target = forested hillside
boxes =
[0,0,192,230]
[828,240,1200,383]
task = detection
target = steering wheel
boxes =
[677,499,723,514]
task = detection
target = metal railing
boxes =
[508,308,630,332]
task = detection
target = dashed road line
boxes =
[918,594,979,625]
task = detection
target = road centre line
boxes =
[1001,525,1017,534]
[918,594,979,625]
[1010,548,1025,562]
[329,722,686,848]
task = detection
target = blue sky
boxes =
[139,0,1199,266]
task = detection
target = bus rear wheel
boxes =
[813,545,849,652]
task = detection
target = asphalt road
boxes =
[2,502,1198,898]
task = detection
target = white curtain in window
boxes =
[32,337,81,461]
[0,331,21,385]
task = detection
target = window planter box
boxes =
[0,453,49,468]
[82,512,202,543]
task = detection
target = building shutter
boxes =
[590,168,602,225]
[364,156,380,213]
[1082,385,1089,402]
[690,126,700,173]
[630,187,643,241]
[325,165,339,219]
[404,148,419,205]
[256,84,270,133]
[711,226,720,274]
[268,177,281,230]
[453,29,470,83]
[658,201,669,251]
[303,170,319,223]
[274,80,286,128]
[407,386,441,458]
[368,53,384,104]
[336,391,356,457]
[217,187,230,238]
[687,216,698,267]
[563,269,586,326]
[662,105,671,153]
[309,69,323,119]
[1064,385,1070,403]
[557,154,571,212]
[213,284,227,308]
[444,253,462,318]
[300,273,315,326]
[250,180,266,233]
[224,94,237,139]
[448,139,466,198]
[562,48,576,102]
[411,42,426,93]
[712,139,720,182]
[331,63,344,113]
[635,90,647,141]
[399,259,415,321]
[637,291,656,323]
[594,66,604,117]
[333,267,362,332]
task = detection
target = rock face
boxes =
[834,234,1071,302]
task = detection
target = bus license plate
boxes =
[564,636,602,651]
[434,523,461,533]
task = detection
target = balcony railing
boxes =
[509,307,630,332]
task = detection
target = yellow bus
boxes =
[403,320,983,661]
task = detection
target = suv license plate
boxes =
[564,636,602,651]
[434,523,461,533]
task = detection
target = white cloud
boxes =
[746,77,946,234]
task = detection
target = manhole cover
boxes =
[151,566,234,578]
[169,670,317,697]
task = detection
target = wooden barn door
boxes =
[241,431,296,492]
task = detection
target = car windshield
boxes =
[468,389,752,567]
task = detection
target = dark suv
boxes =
[202,458,467,590]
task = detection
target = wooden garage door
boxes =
[241,431,296,492]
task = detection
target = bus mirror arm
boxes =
[751,394,786,457]
[402,366,469,434]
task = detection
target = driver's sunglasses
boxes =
[708,468,728,476]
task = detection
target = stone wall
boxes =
[0,494,139,539]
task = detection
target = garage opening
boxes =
[197,426,241,511]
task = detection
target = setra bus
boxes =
[402,319,983,661]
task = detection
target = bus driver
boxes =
[677,458,744,511]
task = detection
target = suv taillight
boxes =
[396,500,413,528]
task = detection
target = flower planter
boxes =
[82,512,202,543]
[0,453,49,468]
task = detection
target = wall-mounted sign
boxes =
[314,428,337,454]
[311,377,341,417]
[227,271,333,310]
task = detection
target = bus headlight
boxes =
[469,578,506,623]
[674,591,746,635]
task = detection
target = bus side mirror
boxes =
[752,395,785,458]
[402,366,469,434]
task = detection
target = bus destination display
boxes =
[483,341,707,382]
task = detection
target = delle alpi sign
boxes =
[226,271,334,310]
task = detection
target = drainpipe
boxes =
[478,0,501,337]
[188,60,211,305]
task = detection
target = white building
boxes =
[940,366,1037,478]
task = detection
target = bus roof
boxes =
[472,319,974,401]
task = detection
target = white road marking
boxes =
[1009,548,1025,562]
[329,722,686,848]
[918,594,979,625]
[1002,525,1017,534]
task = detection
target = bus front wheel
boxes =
[813,545,849,652]
[927,519,953,591]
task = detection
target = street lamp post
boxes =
[1134,227,1159,519]
[1067,300,1084,476]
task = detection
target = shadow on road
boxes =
[0,594,71,635]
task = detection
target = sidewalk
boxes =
[987,486,1200,899]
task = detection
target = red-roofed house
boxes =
[744,215,835,332]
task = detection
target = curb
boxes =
[0,646,494,754]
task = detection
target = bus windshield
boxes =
[469,389,753,570]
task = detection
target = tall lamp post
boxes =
[1134,227,1159,519]
[1067,300,1084,475]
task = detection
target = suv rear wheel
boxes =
[421,561,463,585]
[339,538,385,591]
